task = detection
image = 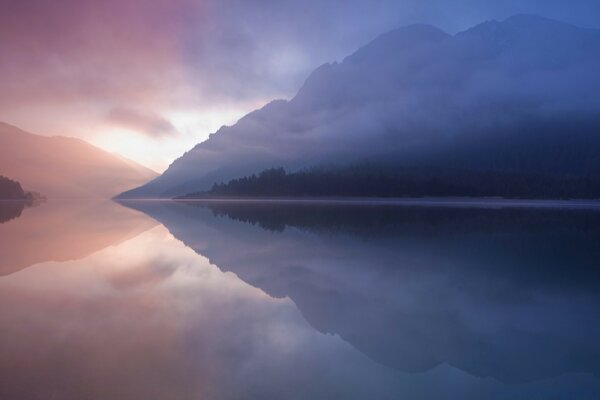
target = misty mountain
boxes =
[120,15,600,199]
[0,122,158,198]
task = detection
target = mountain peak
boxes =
[386,23,449,39]
[120,15,600,199]
[345,23,450,64]
[461,13,593,37]
[503,13,571,27]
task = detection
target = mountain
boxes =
[119,15,600,199]
[0,122,157,198]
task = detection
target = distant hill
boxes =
[0,122,157,198]
[120,15,600,199]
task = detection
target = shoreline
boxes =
[116,196,600,210]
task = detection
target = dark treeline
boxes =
[179,165,600,200]
[0,176,29,224]
[0,176,27,199]
[199,200,600,236]
[175,201,600,287]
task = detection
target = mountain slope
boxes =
[120,15,600,199]
[0,122,158,198]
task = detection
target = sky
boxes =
[1,0,600,171]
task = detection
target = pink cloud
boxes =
[107,106,179,138]
[0,0,201,108]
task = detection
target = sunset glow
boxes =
[2,1,600,399]
[89,107,253,172]
[3,1,599,171]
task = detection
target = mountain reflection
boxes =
[1,201,599,399]
[128,200,600,384]
[0,200,156,275]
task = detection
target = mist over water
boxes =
[0,200,599,399]
[2,2,599,399]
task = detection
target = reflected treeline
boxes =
[0,201,25,224]
[203,201,600,286]
[205,200,600,234]
[127,200,600,384]
[0,195,45,224]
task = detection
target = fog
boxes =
[127,15,600,197]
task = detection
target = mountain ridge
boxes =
[119,14,600,199]
[0,122,158,198]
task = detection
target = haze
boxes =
[2,0,600,171]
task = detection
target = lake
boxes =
[1,199,599,399]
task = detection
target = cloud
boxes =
[1,0,600,170]
[2,0,599,111]
[107,107,179,138]
[0,0,190,107]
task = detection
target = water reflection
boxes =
[0,200,599,399]
[0,222,469,400]
[0,200,156,276]
[128,201,600,385]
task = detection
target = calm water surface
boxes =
[1,199,599,399]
